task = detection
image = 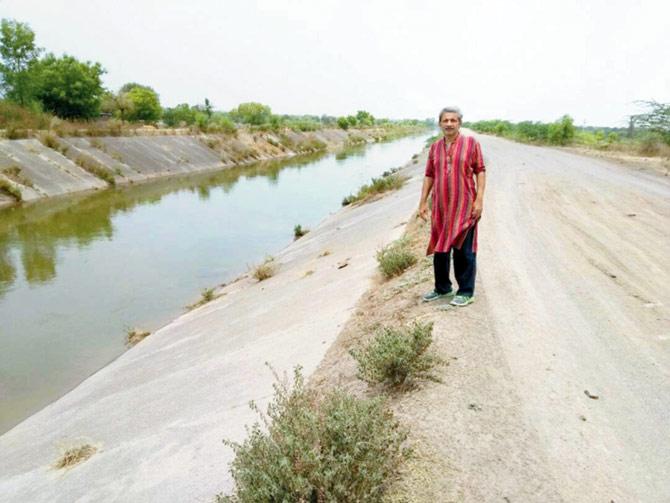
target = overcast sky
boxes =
[1,0,668,126]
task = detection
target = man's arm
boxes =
[418,176,434,221]
[472,171,486,220]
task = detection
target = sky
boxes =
[1,0,668,126]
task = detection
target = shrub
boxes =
[220,367,408,502]
[293,224,308,240]
[252,257,276,281]
[341,173,407,206]
[126,328,151,347]
[0,179,22,201]
[54,444,97,469]
[350,322,443,388]
[2,165,34,187]
[376,237,417,279]
[38,132,60,149]
[75,154,116,186]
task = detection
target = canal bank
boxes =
[0,126,427,208]
[0,141,428,501]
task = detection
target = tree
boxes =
[204,98,213,119]
[356,110,375,127]
[33,54,105,118]
[124,85,161,122]
[163,103,197,127]
[547,115,575,145]
[337,116,350,130]
[0,19,42,105]
[633,101,670,144]
[230,102,272,125]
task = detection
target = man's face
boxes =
[439,112,461,136]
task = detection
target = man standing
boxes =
[418,107,486,307]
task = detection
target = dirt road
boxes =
[478,135,670,501]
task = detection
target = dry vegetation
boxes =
[252,257,276,281]
[126,328,151,347]
[53,443,97,470]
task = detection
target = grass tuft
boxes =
[252,257,276,281]
[376,237,417,279]
[2,165,34,188]
[0,179,22,201]
[219,366,409,502]
[293,224,309,240]
[126,328,151,347]
[341,172,407,206]
[54,444,97,470]
[350,322,443,389]
[75,154,116,186]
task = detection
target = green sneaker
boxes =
[422,289,454,302]
[450,295,474,307]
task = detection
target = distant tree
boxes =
[101,90,135,121]
[337,116,350,130]
[163,103,197,127]
[356,110,375,127]
[346,115,357,127]
[230,102,272,125]
[0,19,42,105]
[124,85,161,122]
[33,54,105,118]
[633,100,670,144]
[547,115,575,145]
[204,98,213,119]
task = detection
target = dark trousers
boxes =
[433,227,476,297]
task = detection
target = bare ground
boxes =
[311,134,670,502]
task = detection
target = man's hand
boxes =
[472,198,483,220]
[418,202,430,221]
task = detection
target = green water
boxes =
[0,134,428,434]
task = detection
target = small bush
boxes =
[350,322,443,388]
[293,224,308,240]
[252,257,276,281]
[38,132,61,149]
[0,179,22,201]
[341,173,407,206]
[75,154,116,186]
[126,328,151,347]
[220,367,408,502]
[54,443,97,469]
[376,237,417,279]
[2,165,34,188]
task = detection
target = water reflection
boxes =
[0,151,327,294]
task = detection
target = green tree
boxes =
[337,116,350,130]
[547,115,575,145]
[356,110,375,127]
[230,102,272,125]
[163,103,197,127]
[125,85,161,122]
[633,101,670,144]
[33,54,105,118]
[204,98,213,119]
[0,19,42,105]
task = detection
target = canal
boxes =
[0,133,429,433]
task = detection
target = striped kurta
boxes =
[425,134,486,255]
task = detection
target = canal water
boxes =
[0,133,429,434]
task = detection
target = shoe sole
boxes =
[450,297,474,307]
[422,291,455,303]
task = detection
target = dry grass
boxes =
[126,328,151,347]
[2,165,34,188]
[0,179,22,201]
[187,287,224,310]
[53,443,97,469]
[252,257,276,281]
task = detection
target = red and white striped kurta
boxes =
[425,134,486,255]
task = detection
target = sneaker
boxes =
[450,295,474,307]
[422,289,453,302]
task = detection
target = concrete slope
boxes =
[0,159,423,501]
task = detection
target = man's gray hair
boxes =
[439,106,463,123]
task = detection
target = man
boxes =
[418,107,486,307]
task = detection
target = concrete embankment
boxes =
[0,146,426,501]
[0,127,408,208]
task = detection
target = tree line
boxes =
[0,19,432,133]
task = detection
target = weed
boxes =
[293,224,309,240]
[341,173,407,206]
[126,328,151,347]
[350,322,443,388]
[252,257,276,281]
[318,250,331,257]
[2,165,34,188]
[38,132,60,150]
[75,154,116,186]
[89,138,107,152]
[376,237,417,279]
[219,366,408,502]
[53,443,97,469]
[0,179,22,201]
